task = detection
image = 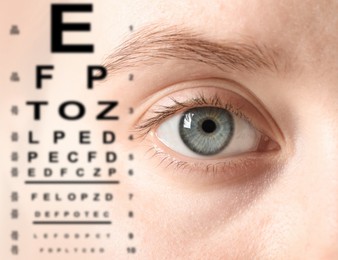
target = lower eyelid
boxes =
[142,136,281,187]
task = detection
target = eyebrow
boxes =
[103,25,286,75]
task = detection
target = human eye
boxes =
[133,79,283,184]
[157,105,265,158]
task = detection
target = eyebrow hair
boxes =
[103,25,286,75]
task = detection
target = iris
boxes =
[179,107,234,155]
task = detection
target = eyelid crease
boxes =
[133,92,251,139]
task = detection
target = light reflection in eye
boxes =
[183,113,194,129]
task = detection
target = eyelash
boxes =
[134,92,251,139]
[142,144,258,178]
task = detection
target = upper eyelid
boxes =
[133,92,251,139]
[129,78,285,145]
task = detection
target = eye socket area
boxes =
[134,82,283,168]
[155,105,279,160]
[133,82,283,183]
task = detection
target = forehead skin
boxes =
[104,0,338,74]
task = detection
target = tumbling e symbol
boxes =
[11,152,18,161]
[10,72,20,82]
[11,106,19,115]
[11,168,19,177]
[11,245,19,255]
[11,132,19,142]
[11,209,19,219]
[11,192,19,202]
[11,231,19,240]
[10,25,20,35]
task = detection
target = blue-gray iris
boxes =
[179,107,234,155]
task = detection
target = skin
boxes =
[1,0,338,259]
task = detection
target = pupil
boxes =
[201,119,217,133]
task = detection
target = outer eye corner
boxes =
[256,133,281,153]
